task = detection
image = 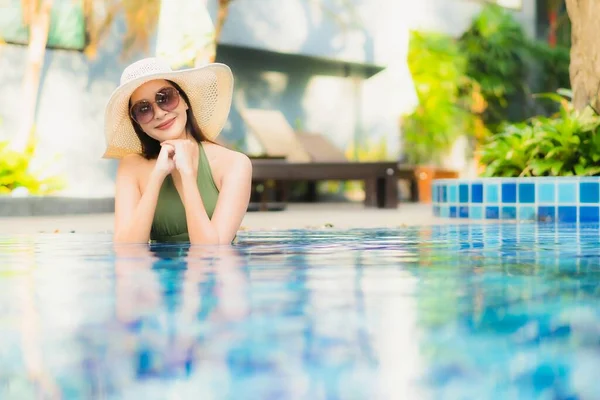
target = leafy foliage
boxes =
[459,4,571,131]
[459,5,528,119]
[0,140,64,195]
[402,31,487,165]
[480,91,600,177]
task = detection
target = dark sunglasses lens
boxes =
[131,101,154,124]
[156,87,179,112]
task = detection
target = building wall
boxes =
[212,0,536,65]
[0,0,536,197]
[213,0,537,169]
[0,14,156,197]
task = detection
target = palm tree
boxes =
[84,0,161,60]
[12,0,161,151]
[213,0,233,58]
[13,0,54,152]
[565,0,600,111]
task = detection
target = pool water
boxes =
[0,223,598,399]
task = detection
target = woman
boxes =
[103,57,252,245]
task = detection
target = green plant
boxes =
[0,140,65,195]
[459,4,572,132]
[529,43,571,113]
[459,4,531,130]
[402,30,485,165]
[480,90,600,177]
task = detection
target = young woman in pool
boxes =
[103,57,252,245]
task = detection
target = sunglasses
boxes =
[129,86,180,125]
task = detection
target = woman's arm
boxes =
[178,151,252,245]
[113,147,174,243]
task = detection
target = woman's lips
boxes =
[155,117,175,130]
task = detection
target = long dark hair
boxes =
[128,80,216,159]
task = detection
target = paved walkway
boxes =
[0,203,485,234]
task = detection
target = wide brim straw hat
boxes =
[102,57,234,159]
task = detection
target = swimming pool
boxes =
[0,223,598,399]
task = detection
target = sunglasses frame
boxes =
[129,86,181,124]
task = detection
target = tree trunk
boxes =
[214,0,231,46]
[565,0,600,111]
[192,0,215,66]
[13,0,54,152]
[204,0,232,63]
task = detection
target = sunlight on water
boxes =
[0,223,599,399]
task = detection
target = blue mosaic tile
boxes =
[538,206,556,222]
[485,206,499,219]
[558,182,577,203]
[518,183,535,203]
[440,206,449,218]
[501,182,517,203]
[470,206,483,219]
[449,185,457,203]
[485,184,499,203]
[537,183,555,203]
[558,206,577,223]
[580,182,599,203]
[519,206,536,221]
[471,183,483,203]
[579,206,599,223]
[432,178,600,221]
[502,206,517,220]
[450,206,457,217]
[459,184,469,203]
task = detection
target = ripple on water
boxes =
[0,223,598,399]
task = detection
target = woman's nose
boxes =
[153,103,168,119]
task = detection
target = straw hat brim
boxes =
[102,63,233,159]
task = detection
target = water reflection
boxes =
[0,224,598,399]
[113,244,251,398]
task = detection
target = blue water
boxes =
[0,223,599,400]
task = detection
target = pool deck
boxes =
[0,202,495,235]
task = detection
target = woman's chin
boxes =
[153,126,185,141]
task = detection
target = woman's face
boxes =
[129,79,188,142]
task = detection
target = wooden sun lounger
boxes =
[251,158,409,209]
[239,109,415,209]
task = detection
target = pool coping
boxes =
[0,196,288,217]
[431,176,600,222]
[0,197,115,217]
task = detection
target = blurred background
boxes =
[0,0,579,201]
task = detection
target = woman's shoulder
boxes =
[117,153,151,176]
[203,141,251,170]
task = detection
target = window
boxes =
[0,0,87,51]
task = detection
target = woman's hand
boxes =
[152,143,175,179]
[162,139,198,178]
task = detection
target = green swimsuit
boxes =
[150,143,219,243]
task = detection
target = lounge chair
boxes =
[239,109,415,209]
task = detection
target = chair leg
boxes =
[384,175,398,208]
[364,178,377,207]
[410,177,419,202]
[260,180,269,211]
[376,176,398,209]
[276,180,289,203]
[305,181,318,202]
